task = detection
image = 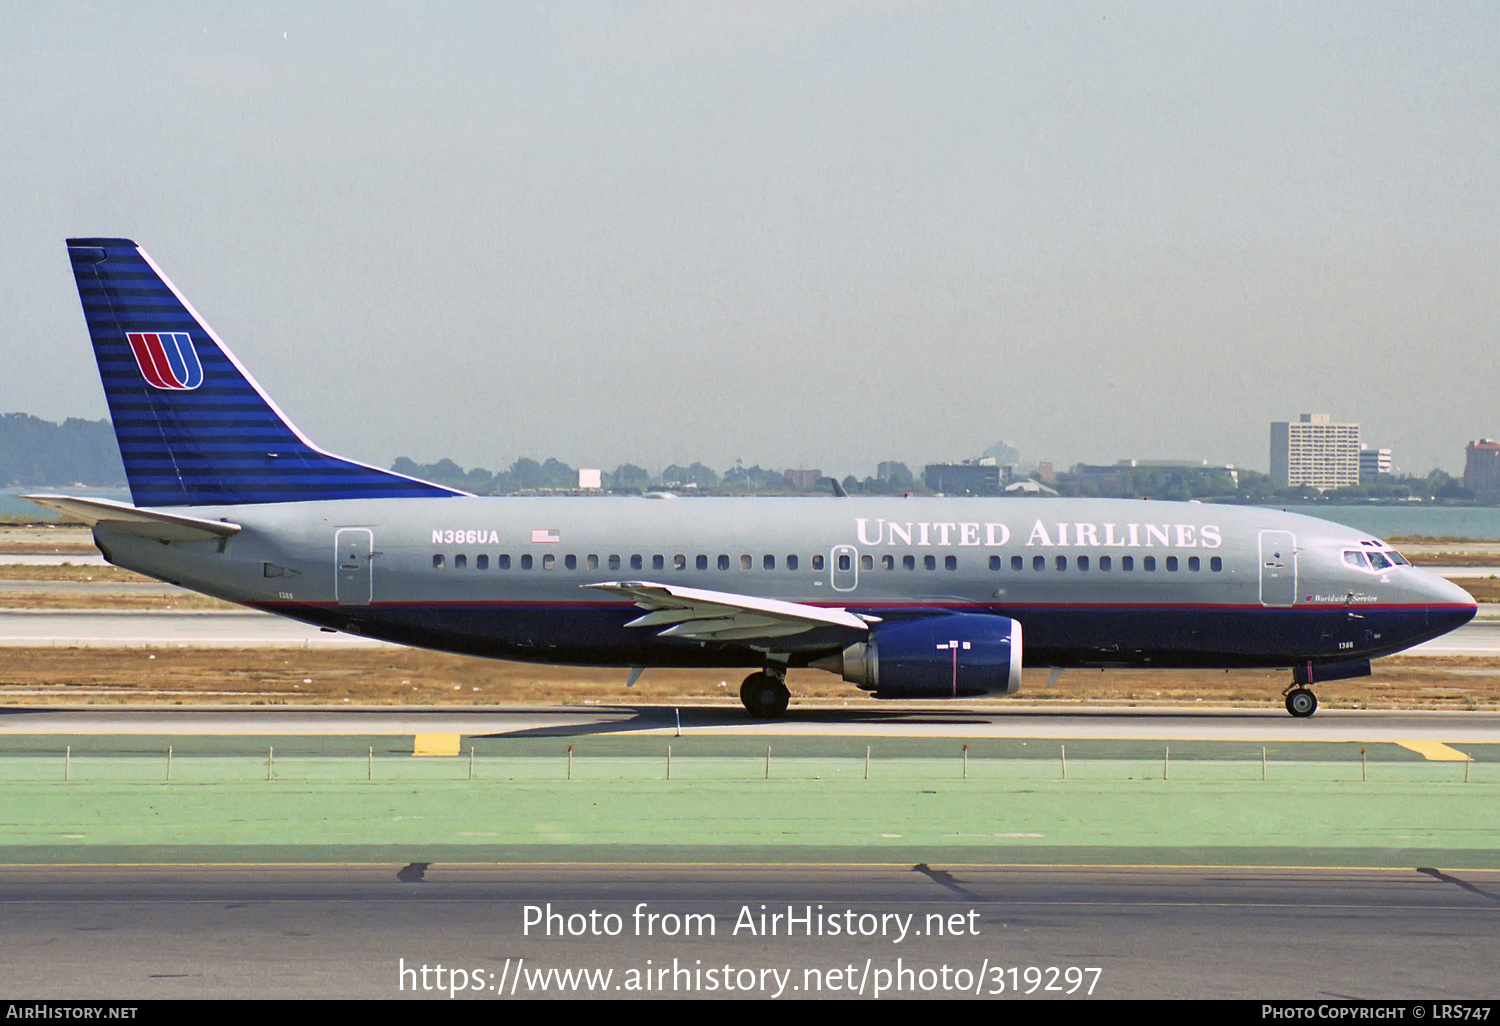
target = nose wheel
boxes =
[740,671,790,719]
[1284,687,1318,718]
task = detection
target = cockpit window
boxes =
[1387,550,1409,566]
[1367,551,1393,571]
[1343,551,1369,570]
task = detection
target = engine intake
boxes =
[816,614,1022,698]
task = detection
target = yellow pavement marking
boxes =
[412,734,461,757]
[1395,740,1473,762]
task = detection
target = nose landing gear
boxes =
[740,669,790,718]
[1283,685,1318,718]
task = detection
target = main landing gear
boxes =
[1284,686,1318,718]
[740,669,790,719]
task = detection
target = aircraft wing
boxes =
[22,494,242,543]
[584,581,877,643]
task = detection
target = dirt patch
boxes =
[0,648,1494,711]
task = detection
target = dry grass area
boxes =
[0,565,152,582]
[0,592,236,611]
[0,647,1494,711]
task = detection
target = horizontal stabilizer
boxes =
[22,494,241,542]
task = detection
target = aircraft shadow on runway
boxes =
[478,703,1296,740]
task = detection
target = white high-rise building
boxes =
[1270,414,1360,491]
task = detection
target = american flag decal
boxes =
[126,331,203,390]
[531,528,561,543]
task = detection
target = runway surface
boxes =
[0,864,1493,998]
[3,704,1499,742]
[0,609,1497,653]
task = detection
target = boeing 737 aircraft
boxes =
[29,238,1477,718]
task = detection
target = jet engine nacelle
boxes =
[818,614,1022,698]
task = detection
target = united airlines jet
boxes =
[29,239,1477,718]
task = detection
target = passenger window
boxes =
[812,555,825,571]
[476,554,489,570]
[1166,556,1178,571]
[652,555,663,570]
[673,554,686,570]
[543,554,556,570]
[608,554,621,570]
[741,554,753,571]
[1011,555,1024,571]
[1122,555,1134,571]
[696,555,708,570]
[1143,556,1156,572]
[1210,556,1222,572]
[989,556,1002,571]
[944,555,957,571]
[564,554,577,570]
[882,554,895,570]
[454,554,467,569]
[586,554,599,570]
[860,554,873,571]
[1033,555,1045,571]
[764,554,775,570]
[521,554,533,570]
[1188,556,1200,571]
[631,555,643,571]
[432,554,445,569]
[838,554,851,571]
[787,555,799,571]
[1055,555,1067,571]
[499,554,511,570]
[1078,555,1089,571]
[1368,552,1393,571]
[718,554,730,571]
[923,555,936,571]
[903,555,916,570]
[1100,555,1111,571]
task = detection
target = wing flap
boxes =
[586,580,872,644]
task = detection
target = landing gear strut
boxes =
[1284,687,1318,718]
[740,670,790,719]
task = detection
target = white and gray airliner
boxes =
[30,239,1477,718]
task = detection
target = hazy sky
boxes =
[2,2,1496,478]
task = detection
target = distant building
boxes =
[1465,440,1500,503]
[1358,446,1392,484]
[783,468,823,490]
[577,468,602,490]
[924,458,1004,496]
[1036,461,1055,485]
[1270,413,1360,491]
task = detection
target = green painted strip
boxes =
[1,773,1495,861]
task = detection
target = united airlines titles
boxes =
[853,518,1222,549]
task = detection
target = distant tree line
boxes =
[0,414,126,487]
[389,456,926,495]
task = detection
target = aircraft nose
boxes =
[1424,573,1478,634]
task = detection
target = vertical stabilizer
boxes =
[66,238,462,506]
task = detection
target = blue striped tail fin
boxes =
[66,238,463,507]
